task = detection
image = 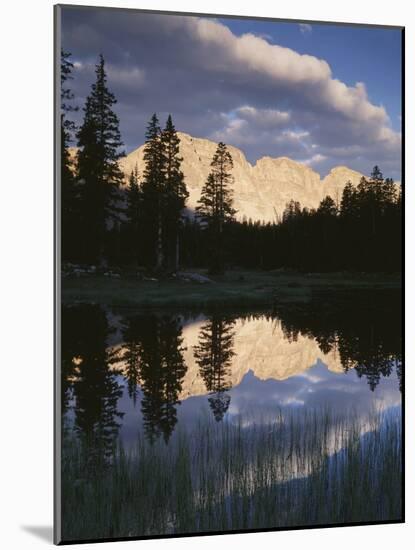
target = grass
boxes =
[61,406,402,542]
[61,269,401,308]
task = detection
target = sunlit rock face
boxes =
[119,132,364,222]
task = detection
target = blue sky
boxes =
[61,7,402,179]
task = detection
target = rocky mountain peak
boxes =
[118,132,366,222]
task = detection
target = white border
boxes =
[1,1,411,548]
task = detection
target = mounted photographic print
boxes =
[54,4,404,545]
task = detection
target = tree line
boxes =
[211,166,401,273]
[61,52,402,275]
[61,52,235,275]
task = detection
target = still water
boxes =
[61,294,402,540]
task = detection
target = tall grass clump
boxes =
[61,406,402,541]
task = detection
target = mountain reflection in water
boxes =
[62,293,402,447]
[61,293,402,540]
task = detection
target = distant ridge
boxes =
[118,132,364,223]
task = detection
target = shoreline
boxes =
[61,269,401,308]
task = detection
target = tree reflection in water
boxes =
[122,313,187,443]
[194,316,236,421]
[62,304,124,470]
[62,290,402,448]
[60,295,402,539]
[276,289,402,392]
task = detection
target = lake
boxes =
[60,292,402,541]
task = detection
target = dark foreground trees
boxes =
[181,165,401,273]
[196,142,236,274]
[161,114,188,270]
[60,49,79,262]
[76,54,125,264]
[140,113,188,271]
[124,164,142,266]
[60,54,400,274]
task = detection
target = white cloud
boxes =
[235,105,291,128]
[303,153,327,166]
[192,18,330,85]
[299,23,313,35]
[73,60,145,88]
[63,10,401,178]
[188,18,395,134]
[106,65,146,88]
[211,110,312,160]
[210,117,250,144]
[276,130,310,142]
[184,17,400,170]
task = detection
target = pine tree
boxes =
[316,195,338,270]
[370,165,383,182]
[61,49,77,164]
[196,142,236,274]
[60,49,79,261]
[339,181,359,269]
[76,54,125,264]
[161,115,188,271]
[141,113,164,270]
[317,195,338,216]
[382,177,397,207]
[282,200,302,223]
[196,173,216,221]
[126,164,142,265]
[340,181,357,218]
[357,173,379,239]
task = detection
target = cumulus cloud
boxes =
[211,106,291,146]
[73,60,146,89]
[299,23,313,35]
[211,116,250,145]
[61,7,401,179]
[303,153,327,166]
[235,106,291,128]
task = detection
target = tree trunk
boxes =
[174,231,179,272]
[156,209,163,270]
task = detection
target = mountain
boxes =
[118,132,365,223]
